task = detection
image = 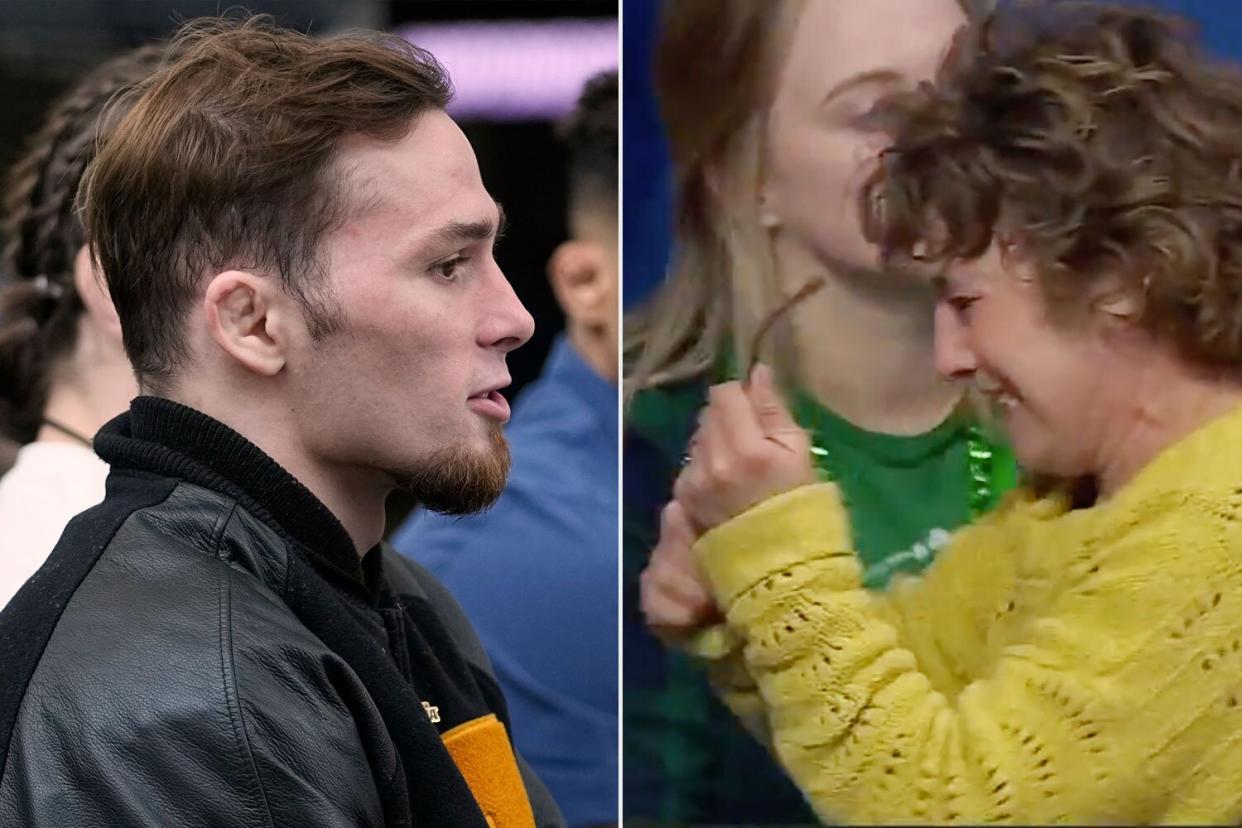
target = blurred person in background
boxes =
[0,16,565,827]
[644,3,1242,823]
[622,0,1016,822]
[394,69,619,828]
[0,437,17,475]
[0,45,163,608]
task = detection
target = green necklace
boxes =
[805,419,999,588]
[807,422,997,519]
[964,423,1000,520]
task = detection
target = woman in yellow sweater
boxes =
[641,3,1242,824]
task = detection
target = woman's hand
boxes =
[640,499,720,639]
[673,363,816,533]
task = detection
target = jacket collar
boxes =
[95,395,369,589]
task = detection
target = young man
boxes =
[394,71,618,828]
[0,17,565,828]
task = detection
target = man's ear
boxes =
[548,240,610,327]
[202,270,287,377]
[73,244,123,343]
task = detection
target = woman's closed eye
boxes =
[851,102,890,132]
[946,295,980,316]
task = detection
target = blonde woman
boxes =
[623,0,1015,821]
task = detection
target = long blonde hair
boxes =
[624,0,993,405]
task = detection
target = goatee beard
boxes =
[396,422,510,515]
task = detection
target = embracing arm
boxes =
[696,483,1242,824]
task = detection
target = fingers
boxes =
[641,501,718,635]
[659,498,698,550]
[639,558,714,630]
[707,381,763,447]
[676,373,812,531]
[706,381,778,476]
[747,362,799,437]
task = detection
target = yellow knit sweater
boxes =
[693,405,1242,824]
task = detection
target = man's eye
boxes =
[434,256,467,282]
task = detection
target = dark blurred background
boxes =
[0,0,617,528]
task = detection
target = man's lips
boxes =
[467,389,511,422]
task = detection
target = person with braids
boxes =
[644,2,1242,823]
[0,15,565,827]
[394,70,619,828]
[623,0,1016,822]
[0,44,166,609]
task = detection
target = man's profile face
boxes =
[285,109,534,513]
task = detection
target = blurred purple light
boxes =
[397,18,617,122]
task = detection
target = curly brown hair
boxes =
[866,1,1242,366]
[0,43,169,443]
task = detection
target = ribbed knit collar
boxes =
[94,395,370,591]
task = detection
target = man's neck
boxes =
[167,384,387,557]
[775,241,962,435]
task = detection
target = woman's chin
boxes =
[1005,412,1056,478]
[1010,430,1085,484]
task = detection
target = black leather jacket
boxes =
[0,398,566,827]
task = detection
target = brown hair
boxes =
[625,0,993,401]
[79,14,453,389]
[868,1,1242,367]
[0,44,168,443]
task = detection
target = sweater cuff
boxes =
[683,623,741,660]
[695,483,853,609]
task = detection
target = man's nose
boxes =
[480,265,535,353]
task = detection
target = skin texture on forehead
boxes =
[775,0,965,103]
[331,120,501,270]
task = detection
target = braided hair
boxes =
[0,43,168,443]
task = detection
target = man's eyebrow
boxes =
[930,273,949,295]
[430,200,506,248]
[822,69,903,107]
